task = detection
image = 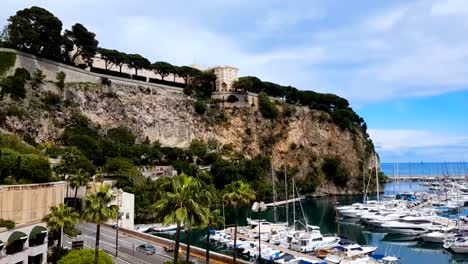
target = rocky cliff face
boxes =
[1,81,378,195]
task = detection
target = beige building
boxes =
[208,66,239,92]
[0,182,65,264]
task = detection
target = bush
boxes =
[31,69,46,89]
[0,219,15,229]
[226,94,239,103]
[183,86,193,96]
[14,68,31,82]
[58,249,113,264]
[41,91,62,107]
[0,132,42,155]
[56,71,66,90]
[322,157,349,187]
[194,100,207,114]
[101,77,111,86]
[258,92,278,119]
[0,51,16,76]
[0,75,26,100]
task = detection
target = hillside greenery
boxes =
[0,51,16,76]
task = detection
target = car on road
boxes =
[136,244,156,255]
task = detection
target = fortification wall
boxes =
[211,91,259,108]
[0,48,184,94]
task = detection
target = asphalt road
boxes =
[67,223,180,264]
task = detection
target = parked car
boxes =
[136,244,156,255]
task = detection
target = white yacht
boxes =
[324,243,378,264]
[289,227,339,253]
[421,231,455,243]
[380,217,444,235]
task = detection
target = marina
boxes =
[145,175,468,263]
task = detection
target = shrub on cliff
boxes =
[31,69,45,89]
[194,100,207,114]
[0,68,30,100]
[322,157,349,188]
[56,71,66,90]
[0,51,16,76]
[41,91,62,108]
[258,92,278,119]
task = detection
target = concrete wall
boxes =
[0,182,65,226]
[0,222,48,264]
[0,48,184,95]
[211,91,258,108]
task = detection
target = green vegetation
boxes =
[125,54,151,76]
[233,76,366,132]
[0,51,16,76]
[152,61,174,80]
[322,157,350,188]
[58,249,113,264]
[31,69,45,89]
[223,181,256,264]
[258,92,279,119]
[56,71,66,90]
[0,67,30,100]
[43,203,80,248]
[64,23,98,65]
[194,100,207,114]
[5,6,67,61]
[154,174,210,263]
[0,218,15,229]
[41,91,62,108]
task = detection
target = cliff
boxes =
[1,79,378,195]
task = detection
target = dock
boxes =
[266,196,304,207]
[227,227,327,263]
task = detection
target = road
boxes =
[64,223,182,264]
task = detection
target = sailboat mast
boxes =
[362,163,366,204]
[375,153,379,207]
[272,159,277,223]
[292,178,296,231]
[284,164,288,225]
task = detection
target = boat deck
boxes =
[227,227,328,263]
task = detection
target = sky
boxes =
[2,0,468,162]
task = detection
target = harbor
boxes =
[143,177,468,264]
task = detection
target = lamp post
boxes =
[251,201,267,261]
[113,188,124,257]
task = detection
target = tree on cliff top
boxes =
[152,61,174,80]
[98,48,119,70]
[64,23,99,66]
[6,6,64,60]
[126,54,150,76]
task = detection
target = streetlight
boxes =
[113,188,124,257]
[251,201,267,261]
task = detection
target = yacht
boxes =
[420,230,455,243]
[444,235,468,253]
[289,227,339,253]
[380,217,444,235]
[323,242,378,264]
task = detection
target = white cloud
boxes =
[364,6,409,32]
[369,129,468,162]
[431,0,468,16]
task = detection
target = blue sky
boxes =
[2,0,468,162]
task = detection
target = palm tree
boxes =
[82,185,119,264]
[223,181,256,264]
[69,168,91,210]
[43,203,79,248]
[201,208,224,264]
[153,173,205,263]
